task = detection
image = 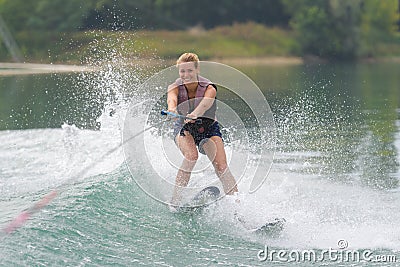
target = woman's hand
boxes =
[167,108,177,114]
[184,112,198,124]
[165,108,178,121]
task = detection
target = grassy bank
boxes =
[1,23,298,64]
[2,22,400,64]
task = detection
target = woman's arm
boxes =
[167,84,179,112]
[190,84,216,118]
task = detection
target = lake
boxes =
[0,61,399,266]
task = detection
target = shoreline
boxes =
[212,56,303,66]
[0,58,303,76]
[0,63,95,76]
[1,56,399,76]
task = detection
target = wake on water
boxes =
[3,106,399,251]
[1,39,400,265]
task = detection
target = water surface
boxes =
[0,61,399,266]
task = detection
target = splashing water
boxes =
[1,34,400,265]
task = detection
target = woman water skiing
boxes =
[166,52,238,208]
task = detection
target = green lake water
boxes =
[0,61,399,266]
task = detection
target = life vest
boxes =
[175,75,217,120]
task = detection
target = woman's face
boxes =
[178,62,198,84]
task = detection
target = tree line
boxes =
[0,0,290,31]
[0,0,398,60]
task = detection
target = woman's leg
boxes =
[172,132,198,205]
[202,136,238,195]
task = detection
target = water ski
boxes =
[170,186,220,213]
[235,214,285,236]
[250,218,286,236]
[192,186,220,205]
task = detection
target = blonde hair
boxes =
[176,52,199,68]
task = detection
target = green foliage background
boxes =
[0,0,399,62]
[282,0,399,59]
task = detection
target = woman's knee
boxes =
[184,151,199,162]
[176,136,198,162]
